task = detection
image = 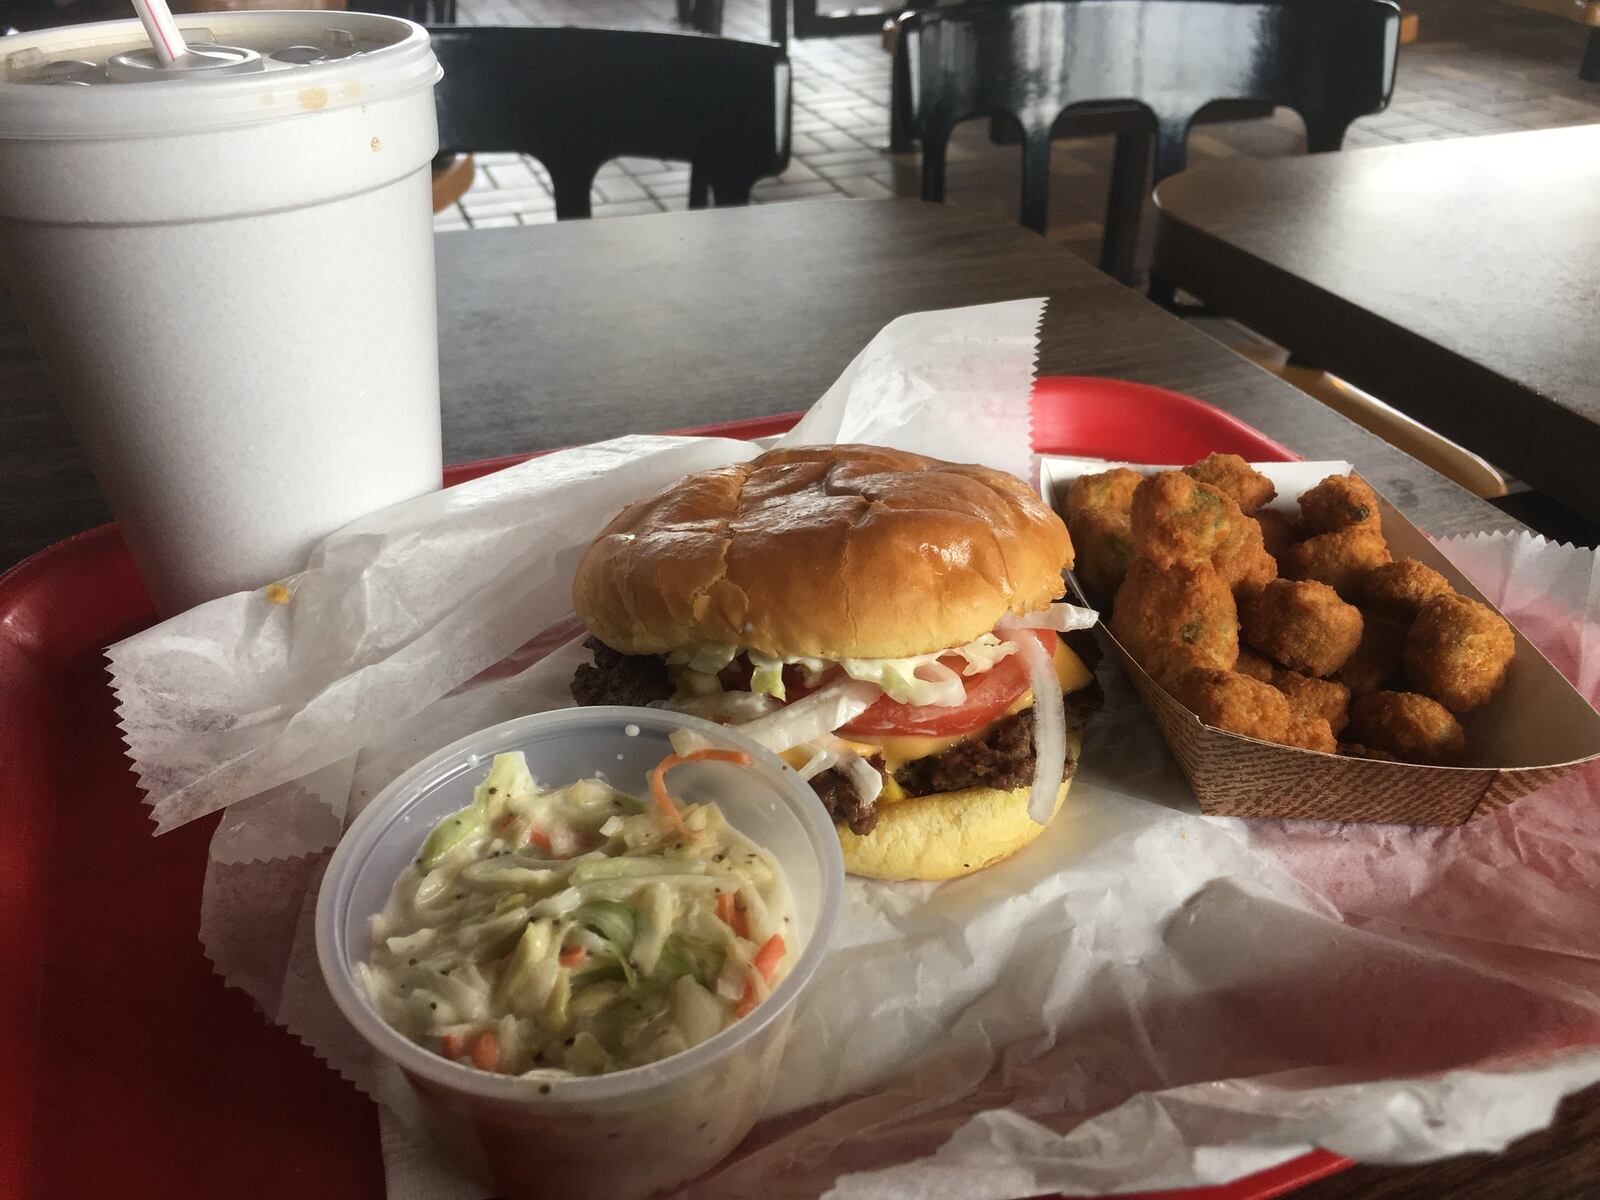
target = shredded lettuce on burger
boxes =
[659,601,1098,826]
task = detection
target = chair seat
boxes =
[431,154,475,213]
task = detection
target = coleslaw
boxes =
[361,749,796,1077]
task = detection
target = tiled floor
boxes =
[439,0,1600,272]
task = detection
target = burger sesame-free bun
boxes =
[836,733,1079,881]
[572,444,1074,660]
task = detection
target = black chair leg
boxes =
[687,0,723,34]
[988,114,1020,145]
[1019,128,1051,236]
[553,174,595,221]
[1583,27,1600,82]
[889,40,915,152]
[1100,126,1151,284]
[920,130,949,203]
[712,181,753,206]
[1304,116,1350,155]
[770,0,787,51]
[1146,272,1177,309]
[688,166,709,209]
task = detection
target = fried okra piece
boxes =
[1240,579,1364,677]
[1284,527,1393,600]
[1213,518,1278,598]
[1334,613,1409,695]
[1130,471,1241,570]
[1183,453,1276,515]
[1253,507,1296,561]
[1345,691,1466,765]
[1110,559,1238,685]
[1340,742,1399,762]
[1284,716,1338,753]
[1170,666,1336,752]
[1271,669,1351,736]
[1170,667,1293,743]
[1362,558,1454,619]
[1235,646,1277,683]
[1299,473,1382,535]
[1066,467,1142,519]
[1404,593,1516,712]
[1070,506,1136,603]
[1130,471,1276,595]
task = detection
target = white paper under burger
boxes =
[103,301,1600,1199]
[0,14,443,614]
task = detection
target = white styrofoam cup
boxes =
[0,13,444,614]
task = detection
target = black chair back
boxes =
[899,0,1400,237]
[428,26,790,217]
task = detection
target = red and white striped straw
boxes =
[130,0,189,65]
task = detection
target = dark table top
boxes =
[2,199,1521,569]
[0,196,1594,1191]
[1151,124,1600,526]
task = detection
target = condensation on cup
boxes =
[0,14,445,615]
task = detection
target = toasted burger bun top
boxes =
[573,444,1074,660]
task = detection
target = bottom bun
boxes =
[835,733,1080,881]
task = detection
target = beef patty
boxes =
[570,637,673,708]
[810,756,887,836]
[569,633,1104,836]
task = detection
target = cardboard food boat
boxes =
[1040,457,1600,825]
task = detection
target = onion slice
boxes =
[908,658,968,707]
[1009,601,1100,632]
[733,678,882,754]
[837,749,883,809]
[659,691,780,724]
[793,741,840,781]
[999,617,1067,825]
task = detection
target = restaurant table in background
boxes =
[1152,124,1600,532]
[2,196,1598,1197]
[0,200,1521,567]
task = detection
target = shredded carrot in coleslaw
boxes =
[649,749,754,841]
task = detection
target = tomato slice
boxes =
[701,629,1060,739]
[838,629,1059,738]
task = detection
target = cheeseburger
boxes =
[569,445,1101,881]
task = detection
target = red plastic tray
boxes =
[0,377,1343,1200]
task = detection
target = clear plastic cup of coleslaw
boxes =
[316,705,844,1200]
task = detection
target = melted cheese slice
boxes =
[812,640,1093,778]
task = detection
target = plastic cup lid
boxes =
[0,12,439,137]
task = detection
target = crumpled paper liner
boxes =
[113,435,757,834]
[103,301,1600,1199]
[1233,533,1600,963]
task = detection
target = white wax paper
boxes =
[104,298,1600,1199]
[112,435,759,834]
[783,297,1043,482]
